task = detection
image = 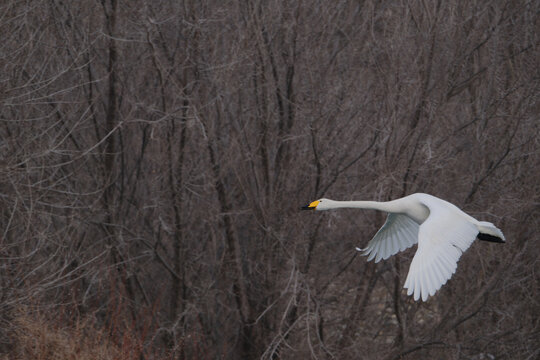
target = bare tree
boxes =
[0,0,538,359]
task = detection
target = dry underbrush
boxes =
[3,307,153,360]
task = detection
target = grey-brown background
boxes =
[0,0,538,359]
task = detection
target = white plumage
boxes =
[302,193,505,301]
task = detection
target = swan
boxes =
[301,193,505,301]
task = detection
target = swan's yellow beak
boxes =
[301,200,319,210]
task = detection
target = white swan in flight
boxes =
[301,193,505,301]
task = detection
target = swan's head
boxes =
[301,198,335,211]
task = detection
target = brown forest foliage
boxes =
[0,0,539,359]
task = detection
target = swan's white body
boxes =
[303,193,505,301]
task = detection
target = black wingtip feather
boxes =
[478,233,505,243]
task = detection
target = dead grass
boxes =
[2,306,156,360]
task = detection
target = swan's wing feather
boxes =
[403,199,478,301]
[359,213,419,263]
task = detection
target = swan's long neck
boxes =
[330,200,399,213]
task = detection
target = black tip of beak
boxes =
[301,205,314,210]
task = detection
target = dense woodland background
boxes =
[0,0,539,359]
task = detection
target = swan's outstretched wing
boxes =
[403,199,478,301]
[359,213,419,263]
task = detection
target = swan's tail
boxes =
[477,221,505,243]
